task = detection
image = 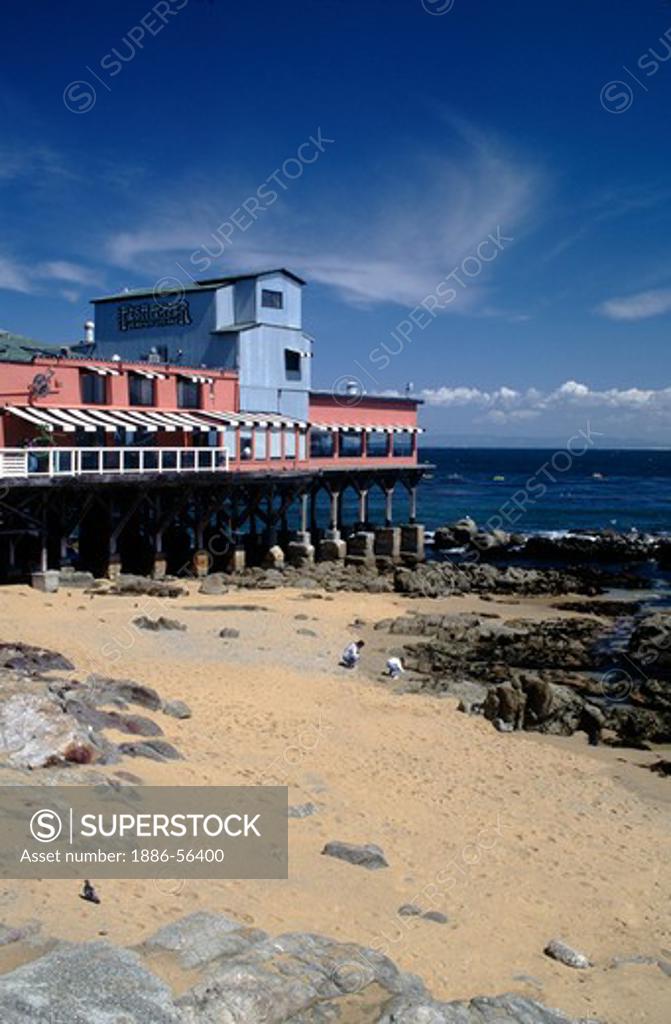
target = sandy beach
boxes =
[0,581,668,1024]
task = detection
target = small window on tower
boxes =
[284,349,301,381]
[261,288,283,309]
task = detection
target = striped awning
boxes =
[310,423,423,434]
[3,406,225,434]
[92,366,120,377]
[132,368,166,380]
[200,410,307,430]
[180,373,214,384]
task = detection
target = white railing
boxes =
[0,446,230,479]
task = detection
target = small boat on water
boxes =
[493,474,506,482]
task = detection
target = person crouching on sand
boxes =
[386,656,404,680]
[341,640,364,668]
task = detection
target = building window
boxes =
[284,349,301,381]
[177,379,201,409]
[262,288,283,309]
[309,429,334,458]
[129,373,155,406]
[285,429,297,458]
[367,431,390,457]
[80,371,108,405]
[240,429,253,460]
[393,432,413,456]
[253,427,267,460]
[340,429,363,457]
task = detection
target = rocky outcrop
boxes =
[626,611,671,677]
[432,520,660,568]
[89,574,187,598]
[0,913,602,1023]
[374,611,671,745]
[0,655,183,770]
[393,563,594,598]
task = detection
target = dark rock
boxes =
[118,739,182,761]
[287,802,319,818]
[0,642,74,674]
[626,611,671,678]
[552,599,641,617]
[398,904,423,917]
[103,574,187,598]
[296,628,317,636]
[83,675,163,711]
[65,699,164,737]
[162,699,192,720]
[321,841,389,870]
[544,939,592,969]
[421,911,449,924]
[133,616,186,632]
[219,628,240,639]
[649,759,671,776]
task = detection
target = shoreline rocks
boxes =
[0,913,604,1023]
[373,610,671,746]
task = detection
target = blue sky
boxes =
[1,0,670,444]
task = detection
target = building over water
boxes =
[0,269,426,583]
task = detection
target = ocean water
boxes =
[415,448,671,535]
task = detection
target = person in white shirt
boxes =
[341,640,364,668]
[386,656,404,680]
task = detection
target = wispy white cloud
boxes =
[105,125,542,311]
[0,256,32,294]
[0,254,102,296]
[597,287,671,321]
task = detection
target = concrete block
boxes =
[400,523,426,563]
[319,538,346,562]
[31,571,59,593]
[107,556,122,581]
[226,545,246,573]
[152,554,168,580]
[193,549,211,578]
[287,540,315,567]
[374,527,401,561]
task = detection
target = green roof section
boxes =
[0,330,65,363]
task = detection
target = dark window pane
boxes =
[366,431,389,456]
[340,430,363,457]
[177,379,200,408]
[262,289,283,309]
[129,374,155,406]
[393,432,413,456]
[284,349,301,381]
[80,371,107,405]
[309,429,334,458]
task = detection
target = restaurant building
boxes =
[0,269,426,583]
